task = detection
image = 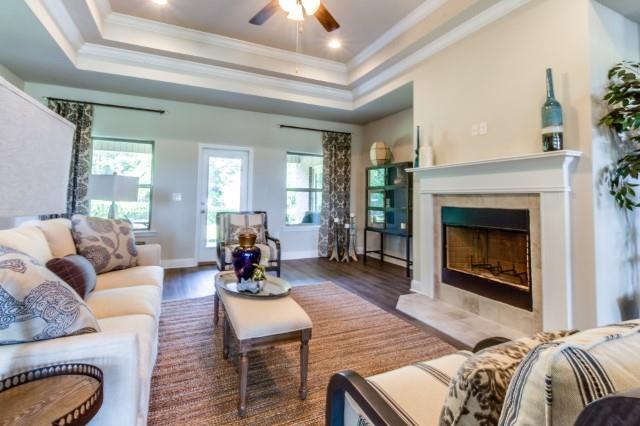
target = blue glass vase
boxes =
[232,233,262,282]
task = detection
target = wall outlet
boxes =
[171,192,182,202]
[471,124,479,136]
[479,122,488,135]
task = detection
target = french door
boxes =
[196,146,251,263]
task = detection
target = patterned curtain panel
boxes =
[42,100,94,219]
[318,131,351,258]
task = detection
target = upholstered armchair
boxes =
[216,211,281,277]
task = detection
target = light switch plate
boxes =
[471,124,479,136]
[479,122,488,135]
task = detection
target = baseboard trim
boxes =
[282,250,319,260]
[161,258,197,269]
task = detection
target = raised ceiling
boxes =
[598,0,640,23]
[0,0,528,123]
[107,0,425,62]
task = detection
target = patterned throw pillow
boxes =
[46,255,97,299]
[440,330,575,426]
[0,245,100,345]
[499,320,640,426]
[71,215,138,274]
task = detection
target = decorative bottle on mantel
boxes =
[541,68,564,151]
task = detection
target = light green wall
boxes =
[24,82,365,262]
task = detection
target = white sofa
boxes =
[0,218,164,426]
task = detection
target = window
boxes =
[90,138,154,230]
[286,153,323,225]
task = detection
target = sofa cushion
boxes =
[345,351,471,426]
[440,330,575,426]
[20,218,76,258]
[46,255,97,299]
[71,215,138,274]
[499,320,640,426]
[0,226,52,265]
[95,266,164,292]
[86,285,161,322]
[0,245,100,345]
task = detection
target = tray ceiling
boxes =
[107,0,425,62]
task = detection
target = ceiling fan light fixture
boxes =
[328,39,342,49]
[287,3,305,21]
[152,0,168,5]
[301,0,320,15]
[278,0,297,13]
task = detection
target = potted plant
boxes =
[600,61,640,210]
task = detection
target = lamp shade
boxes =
[0,77,74,218]
[88,174,139,202]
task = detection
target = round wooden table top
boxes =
[0,364,103,426]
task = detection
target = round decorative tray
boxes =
[215,271,291,298]
[0,363,103,426]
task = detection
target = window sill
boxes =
[135,230,159,238]
[283,225,321,232]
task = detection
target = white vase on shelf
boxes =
[420,143,435,167]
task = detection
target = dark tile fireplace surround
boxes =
[441,207,532,311]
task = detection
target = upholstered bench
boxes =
[217,288,313,417]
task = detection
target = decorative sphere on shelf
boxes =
[369,141,391,166]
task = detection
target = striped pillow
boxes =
[440,330,574,426]
[499,320,640,426]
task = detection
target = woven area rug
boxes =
[148,282,455,425]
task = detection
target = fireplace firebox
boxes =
[441,207,532,311]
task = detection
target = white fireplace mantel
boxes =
[408,150,582,330]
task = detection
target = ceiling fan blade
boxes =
[315,3,340,32]
[250,0,280,25]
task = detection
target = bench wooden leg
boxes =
[214,292,219,327]
[299,329,310,400]
[223,316,230,360]
[238,350,249,417]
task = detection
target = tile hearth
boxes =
[396,293,525,348]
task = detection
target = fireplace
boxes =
[441,207,532,311]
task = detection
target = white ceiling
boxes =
[0,0,526,124]
[106,0,425,62]
[598,0,640,23]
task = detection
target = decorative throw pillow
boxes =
[227,213,266,244]
[440,330,576,426]
[71,215,138,274]
[499,320,640,426]
[46,255,97,299]
[0,245,100,345]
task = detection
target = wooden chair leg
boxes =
[223,316,230,360]
[238,350,249,417]
[299,330,310,400]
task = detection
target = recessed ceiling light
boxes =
[328,39,342,49]
[152,0,168,5]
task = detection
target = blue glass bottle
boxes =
[541,68,564,151]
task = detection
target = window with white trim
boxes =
[286,152,323,225]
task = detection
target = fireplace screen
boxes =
[442,207,532,310]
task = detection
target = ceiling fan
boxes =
[250,0,340,32]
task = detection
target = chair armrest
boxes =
[575,387,640,426]
[472,337,511,353]
[326,370,409,426]
[136,244,161,266]
[0,331,140,426]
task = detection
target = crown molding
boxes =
[347,0,448,70]
[352,0,531,98]
[77,43,353,109]
[105,12,348,74]
[25,0,81,63]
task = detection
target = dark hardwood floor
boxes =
[163,257,467,349]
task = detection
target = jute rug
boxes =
[148,282,455,425]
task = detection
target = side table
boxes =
[0,363,103,426]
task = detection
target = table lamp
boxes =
[88,173,139,219]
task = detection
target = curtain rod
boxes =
[279,124,351,135]
[44,97,166,114]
